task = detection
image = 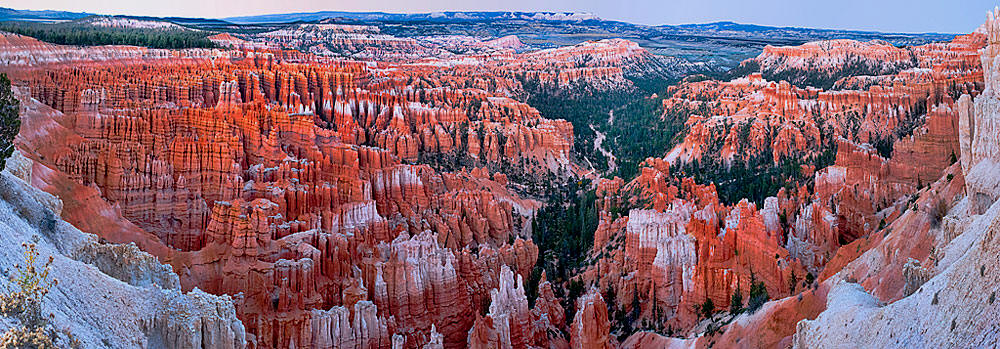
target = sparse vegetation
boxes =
[730,287,744,314]
[746,275,769,313]
[0,240,76,348]
[931,198,948,228]
[764,53,917,90]
[789,271,799,294]
[700,298,715,319]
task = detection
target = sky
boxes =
[5,0,997,34]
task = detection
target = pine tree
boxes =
[0,73,20,171]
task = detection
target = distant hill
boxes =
[0,7,92,22]
[0,15,218,49]
[666,21,954,43]
[224,11,601,24]
[220,11,954,61]
[0,7,959,70]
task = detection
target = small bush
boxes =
[0,241,76,348]
[930,198,948,228]
[789,271,798,294]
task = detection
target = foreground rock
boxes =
[792,9,1000,347]
[0,152,245,348]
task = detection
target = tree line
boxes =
[0,20,217,49]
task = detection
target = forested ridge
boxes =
[0,18,217,49]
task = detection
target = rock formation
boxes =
[1,30,579,348]
[583,164,805,333]
[569,289,612,349]
[708,8,1000,349]
[957,10,1000,214]
[0,152,245,348]
[1,4,998,348]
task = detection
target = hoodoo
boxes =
[0,2,995,349]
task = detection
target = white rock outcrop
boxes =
[794,8,1000,348]
[483,265,532,348]
[958,7,1000,214]
[793,197,1000,348]
[0,154,246,348]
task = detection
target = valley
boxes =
[0,4,996,349]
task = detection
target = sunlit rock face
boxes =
[0,28,672,347]
[0,31,590,348]
[570,288,613,349]
[466,265,574,349]
[663,32,983,168]
[587,15,991,348]
[2,4,998,348]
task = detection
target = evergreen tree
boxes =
[0,73,21,171]
[730,286,743,314]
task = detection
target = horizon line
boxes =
[2,6,967,36]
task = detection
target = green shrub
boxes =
[0,73,20,171]
[931,198,948,228]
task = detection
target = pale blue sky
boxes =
[5,0,996,33]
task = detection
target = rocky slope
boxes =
[0,150,245,348]
[791,9,1000,347]
[664,32,983,169]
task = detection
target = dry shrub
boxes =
[0,240,77,349]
